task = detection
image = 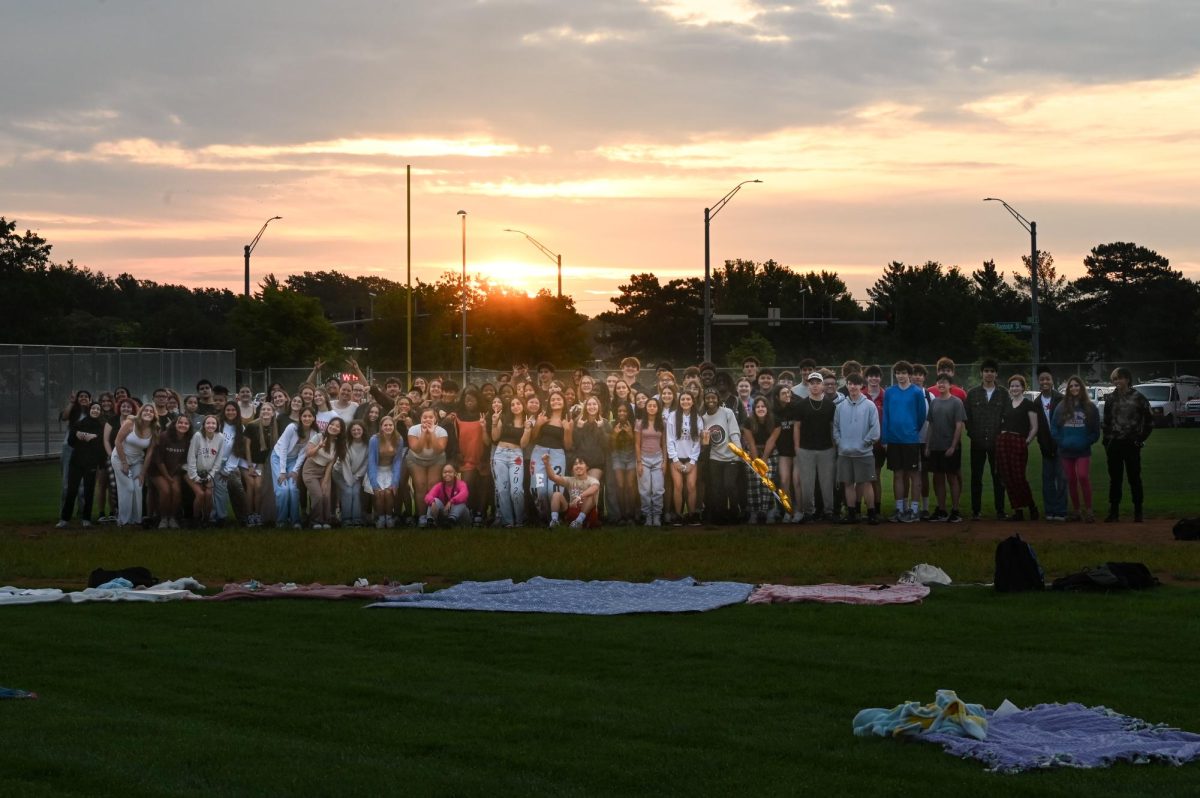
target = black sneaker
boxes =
[919,510,932,522]
[929,509,948,523]
[867,511,881,526]
[947,510,963,523]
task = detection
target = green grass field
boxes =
[3,590,1199,796]
[2,432,1199,795]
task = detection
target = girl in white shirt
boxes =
[666,390,705,524]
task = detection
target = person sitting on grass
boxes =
[542,454,602,529]
[423,463,471,528]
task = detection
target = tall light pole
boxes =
[503,228,563,298]
[243,216,282,296]
[457,210,468,386]
[983,198,1040,368]
[704,180,761,363]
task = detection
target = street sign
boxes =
[993,322,1032,333]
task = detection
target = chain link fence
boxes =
[0,344,235,462]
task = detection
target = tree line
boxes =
[0,217,591,370]
[598,246,1200,366]
[4,216,1198,369]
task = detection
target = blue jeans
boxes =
[271,452,301,526]
[531,445,565,517]
[1041,454,1067,516]
[492,447,525,526]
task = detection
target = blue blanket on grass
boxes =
[925,702,1200,773]
[366,576,754,615]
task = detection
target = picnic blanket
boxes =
[748,583,931,605]
[367,576,755,615]
[1,578,206,605]
[1,687,38,700]
[926,702,1200,773]
[0,587,66,606]
[203,581,424,601]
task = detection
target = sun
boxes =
[469,260,558,296]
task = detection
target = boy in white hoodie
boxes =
[832,373,881,525]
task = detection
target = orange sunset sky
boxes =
[3,0,1199,316]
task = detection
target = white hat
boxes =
[807,371,823,382]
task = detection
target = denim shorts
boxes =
[610,450,636,470]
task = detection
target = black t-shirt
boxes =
[775,401,797,457]
[793,396,836,450]
[999,398,1037,437]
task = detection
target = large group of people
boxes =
[55,355,1155,530]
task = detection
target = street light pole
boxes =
[704,180,762,363]
[243,216,282,296]
[503,229,563,298]
[983,198,1040,368]
[457,210,467,386]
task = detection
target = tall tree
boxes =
[867,261,977,360]
[228,276,343,368]
[1067,242,1200,360]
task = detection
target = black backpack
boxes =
[1051,562,1159,591]
[87,566,158,589]
[1173,518,1200,541]
[994,534,1045,592]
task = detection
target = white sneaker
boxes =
[570,514,586,529]
[55,520,68,528]
[419,516,430,528]
[375,516,386,528]
[158,519,169,529]
[385,515,396,528]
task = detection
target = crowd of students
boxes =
[55,355,1154,530]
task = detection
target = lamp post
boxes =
[243,216,282,296]
[503,228,562,298]
[983,198,1040,368]
[457,210,467,386]
[704,180,761,363]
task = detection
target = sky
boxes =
[3,0,1200,315]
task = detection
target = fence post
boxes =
[16,346,23,458]
[44,346,52,458]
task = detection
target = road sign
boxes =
[993,322,1032,333]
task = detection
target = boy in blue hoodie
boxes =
[882,360,927,523]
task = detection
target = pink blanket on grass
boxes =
[203,582,422,601]
[748,582,931,605]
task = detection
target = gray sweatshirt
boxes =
[833,394,881,457]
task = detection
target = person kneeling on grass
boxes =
[423,463,471,528]
[542,454,601,529]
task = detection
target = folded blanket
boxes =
[855,689,989,741]
[203,581,424,601]
[926,702,1200,773]
[368,576,754,615]
[63,586,201,604]
[748,583,930,605]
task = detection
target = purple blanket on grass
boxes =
[924,702,1200,773]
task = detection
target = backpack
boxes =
[994,534,1044,592]
[1051,562,1158,591]
[1173,518,1200,541]
[87,566,158,589]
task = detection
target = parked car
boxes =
[1185,397,1200,427]
[1086,383,1115,424]
[1132,377,1200,428]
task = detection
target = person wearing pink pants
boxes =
[1050,377,1102,522]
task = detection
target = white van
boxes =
[1132,377,1200,427]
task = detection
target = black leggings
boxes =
[1106,440,1143,509]
[61,463,98,522]
[705,459,742,524]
